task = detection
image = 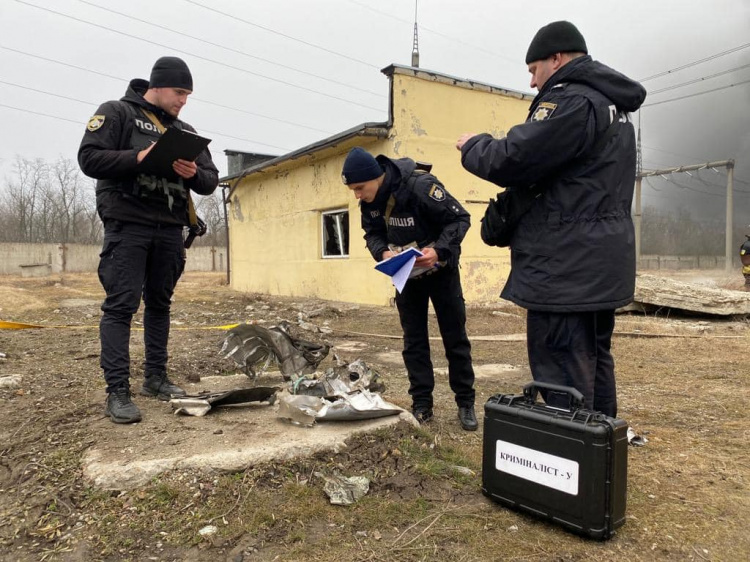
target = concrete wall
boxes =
[228,69,532,306]
[0,243,227,275]
[638,255,728,270]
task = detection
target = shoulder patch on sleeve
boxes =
[531,102,557,122]
[86,115,106,132]
[428,184,446,201]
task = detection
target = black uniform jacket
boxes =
[78,79,219,227]
[360,156,470,268]
[461,56,646,312]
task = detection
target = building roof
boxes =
[222,64,534,189]
[221,122,389,188]
[381,64,534,101]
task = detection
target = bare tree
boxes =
[0,157,48,242]
[0,156,101,244]
[193,189,227,247]
[0,156,224,247]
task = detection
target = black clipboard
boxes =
[139,127,211,179]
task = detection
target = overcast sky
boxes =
[1,0,749,221]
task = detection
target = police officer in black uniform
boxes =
[78,56,219,424]
[342,147,478,430]
[457,22,646,418]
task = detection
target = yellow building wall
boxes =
[382,72,530,303]
[228,70,531,306]
[229,139,397,305]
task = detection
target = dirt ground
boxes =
[0,271,748,562]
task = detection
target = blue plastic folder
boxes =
[374,247,423,293]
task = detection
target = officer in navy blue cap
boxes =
[343,147,478,431]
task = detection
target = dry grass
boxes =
[0,271,748,561]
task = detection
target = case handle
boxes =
[523,381,585,411]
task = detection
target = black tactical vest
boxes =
[97,102,188,210]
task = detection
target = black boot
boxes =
[140,371,186,401]
[412,406,434,424]
[458,405,478,431]
[105,387,142,424]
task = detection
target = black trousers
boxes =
[395,266,475,409]
[526,309,617,417]
[98,220,185,393]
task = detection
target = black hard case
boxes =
[482,382,628,540]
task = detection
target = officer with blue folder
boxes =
[343,147,477,430]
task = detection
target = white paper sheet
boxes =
[391,255,417,293]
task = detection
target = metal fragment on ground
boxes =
[170,387,279,416]
[320,473,370,505]
[627,426,648,446]
[277,388,403,425]
[319,389,403,421]
[293,358,385,397]
[277,394,326,426]
[218,322,329,380]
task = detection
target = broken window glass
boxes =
[321,209,349,258]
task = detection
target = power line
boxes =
[0,44,122,80]
[717,169,750,187]
[0,85,293,151]
[182,0,380,69]
[638,42,750,82]
[647,63,750,95]
[665,177,742,197]
[0,79,98,106]
[642,144,705,163]
[0,45,334,134]
[346,0,518,65]
[13,0,382,112]
[647,174,750,196]
[643,146,750,187]
[74,0,382,98]
[0,102,83,125]
[641,79,750,108]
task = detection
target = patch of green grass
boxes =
[395,433,477,482]
[150,482,179,506]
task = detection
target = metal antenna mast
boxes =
[411,0,420,68]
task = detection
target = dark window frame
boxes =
[321,208,349,259]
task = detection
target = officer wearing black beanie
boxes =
[149,56,194,91]
[457,22,646,418]
[524,20,588,65]
[343,147,478,431]
[78,57,218,424]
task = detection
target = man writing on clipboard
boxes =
[78,56,218,424]
[342,148,478,430]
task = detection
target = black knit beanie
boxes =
[149,56,193,91]
[525,21,588,64]
[341,147,383,185]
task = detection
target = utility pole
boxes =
[634,116,643,267]
[637,159,736,271]
[726,160,735,272]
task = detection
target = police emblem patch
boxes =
[428,184,445,201]
[86,115,106,132]
[531,102,558,122]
